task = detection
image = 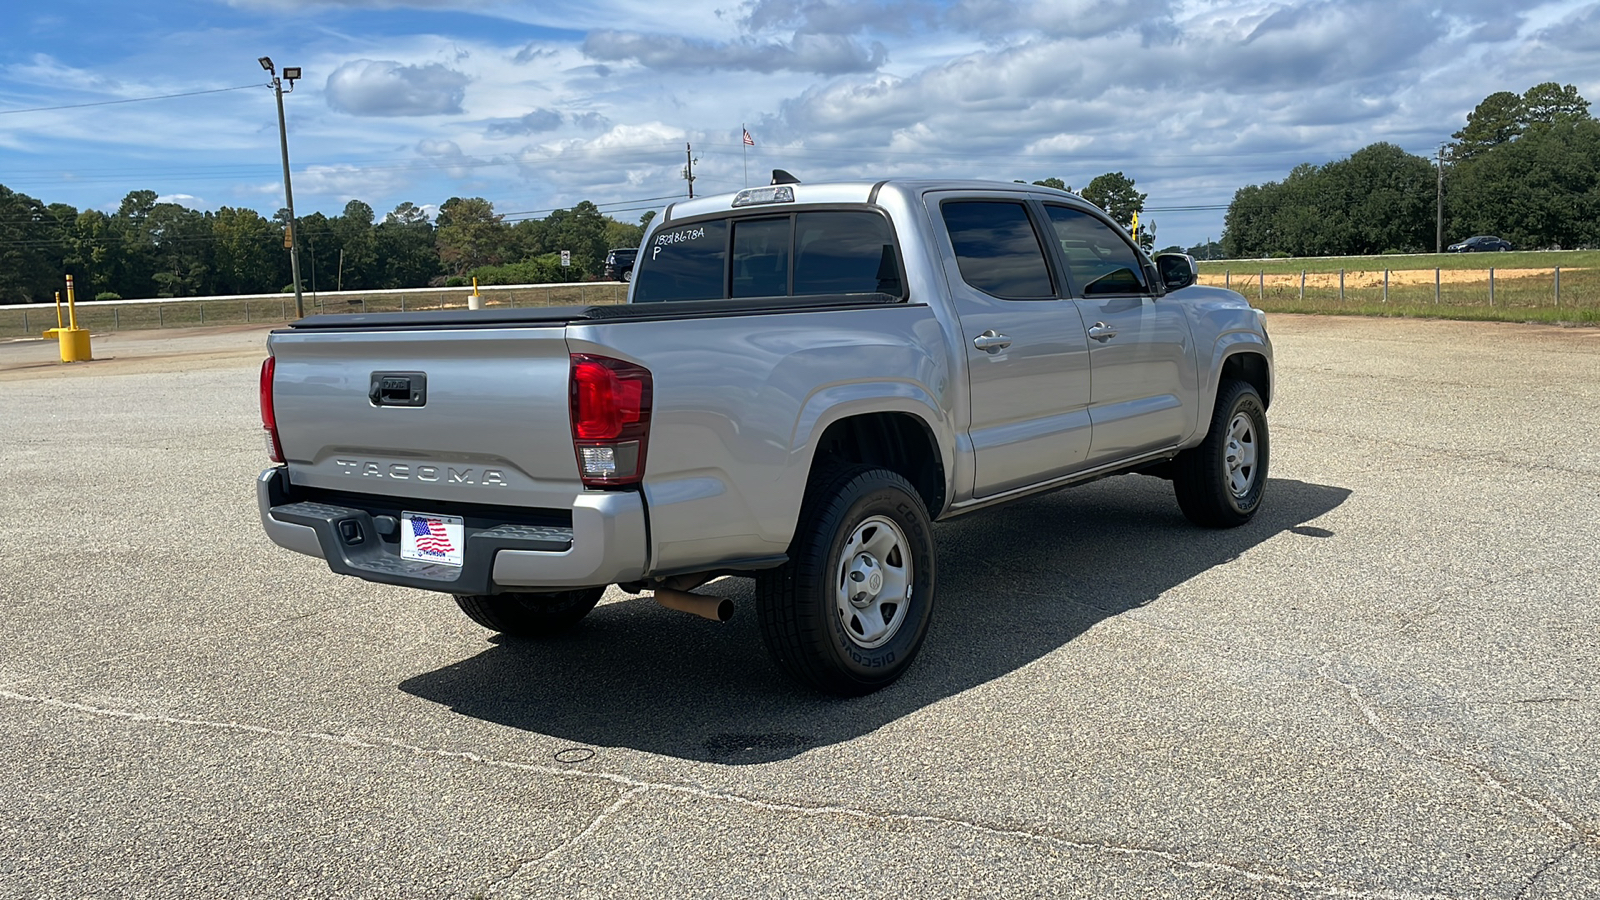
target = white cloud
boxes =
[155,193,207,209]
[582,30,888,74]
[324,59,470,116]
[487,108,564,136]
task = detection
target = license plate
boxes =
[400,511,464,567]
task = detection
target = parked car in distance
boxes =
[1447,235,1512,252]
[604,248,638,281]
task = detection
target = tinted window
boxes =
[731,217,791,298]
[941,201,1055,299]
[1044,206,1148,296]
[632,220,729,302]
[794,211,901,296]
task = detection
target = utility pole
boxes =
[261,57,305,318]
[683,142,697,199]
[1436,145,1445,254]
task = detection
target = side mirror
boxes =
[1155,253,1198,292]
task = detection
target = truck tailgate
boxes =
[268,326,581,510]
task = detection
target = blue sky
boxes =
[3,0,1599,247]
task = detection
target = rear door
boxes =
[927,191,1093,498]
[1041,204,1196,463]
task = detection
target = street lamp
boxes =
[262,57,305,318]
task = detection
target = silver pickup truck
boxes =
[257,178,1272,695]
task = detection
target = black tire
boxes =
[1173,380,1269,528]
[621,269,632,283]
[453,588,604,638]
[755,466,937,696]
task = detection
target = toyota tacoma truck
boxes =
[257,177,1272,695]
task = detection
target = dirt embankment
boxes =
[1201,268,1577,290]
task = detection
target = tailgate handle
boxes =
[369,372,428,407]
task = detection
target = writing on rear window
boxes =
[654,226,708,247]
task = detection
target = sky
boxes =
[2,0,1599,248]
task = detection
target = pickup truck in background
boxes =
[257,177,1273,695]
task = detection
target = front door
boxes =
[1041,204,1197,463]
[927,193,1093,498]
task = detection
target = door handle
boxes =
[1088,322,1118,342]
[973,330,1012,353]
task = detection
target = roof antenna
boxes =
[770,169,801,185]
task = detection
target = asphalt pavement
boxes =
[1,315,1597,898]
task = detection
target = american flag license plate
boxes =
[400,511,464,568]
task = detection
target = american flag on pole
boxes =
[743,129,755,146]
[411,517,455,556]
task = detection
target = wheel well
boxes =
[810,413,945,515]
[1222,352,1271,409]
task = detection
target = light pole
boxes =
[261,57,305,318]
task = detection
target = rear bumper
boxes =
[257,468,648,594]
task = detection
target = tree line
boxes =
[1221,83,1598,258]
[0,188,650,305]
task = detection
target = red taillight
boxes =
[259,356,284,463]
[569,353,652,488]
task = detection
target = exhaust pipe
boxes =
[654,588,733,623]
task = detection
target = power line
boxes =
[0,84,264,116]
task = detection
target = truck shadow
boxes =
[398,476,1350,764]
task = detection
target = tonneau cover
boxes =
[282,293,906,331]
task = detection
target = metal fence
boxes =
[1204,266,1592,312]
[0,282,630,338]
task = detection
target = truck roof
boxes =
[661,178,1080,223]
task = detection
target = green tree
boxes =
[0,185,57,303]
[542,201,610,277]
[1222,144,1435,257]
[1080,172,1148,244]
[296,211,335,295]
[435,197,509,275]
[1521,82,1590,125]
[146,202,212,297]
[329,200,378,290]
[604,218,643,254]
[1448,117,1600,250]
[1452,84,1592,161]
[1324,143,1435,254]
[375,202,440,288]
[212,207,278,295]
[1452,91,1524,161]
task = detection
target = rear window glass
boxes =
[732,217,791,298]
[794,212,901,296]
[633,220,729,302]
[634,209,901,302]
[941,201,1055,300]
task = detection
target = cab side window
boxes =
[941,200,1056,300]
[1044,206,1148,297]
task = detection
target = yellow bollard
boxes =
[56,274,93,362]
[43,291,67,339]
[467,275,484,310]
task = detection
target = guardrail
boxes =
[0,281,630,338]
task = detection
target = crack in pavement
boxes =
[1513,841,1580,900]
[1276,425,1600,481]
[1318,661,1596,849]
[480,785,648,895]
[2,687,1470,900]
